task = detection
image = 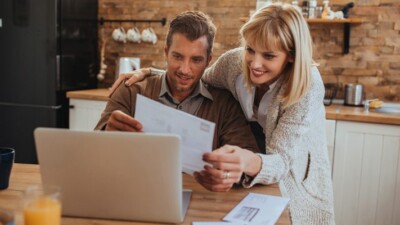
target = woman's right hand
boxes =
[109,68,152,96]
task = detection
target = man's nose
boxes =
[179,60,191,75]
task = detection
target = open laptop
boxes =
[34,127,192,223]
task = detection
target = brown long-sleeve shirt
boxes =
[95,75,259,153]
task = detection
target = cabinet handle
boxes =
[69,105,75,109]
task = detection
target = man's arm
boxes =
[216,90,260,153]
[95,82,142,131]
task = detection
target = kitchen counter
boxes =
[67,89,400,125]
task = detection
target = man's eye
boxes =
[173,55,182,60]
[193,58,204,63]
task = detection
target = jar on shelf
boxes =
[308,0,317,19]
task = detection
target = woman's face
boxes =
[244,44,291,87]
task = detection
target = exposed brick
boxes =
[358,76,381,86]
[97,0,400,102]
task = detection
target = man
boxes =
[95,11,258,177]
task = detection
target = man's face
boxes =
[165,33,212,101]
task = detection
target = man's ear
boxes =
[164,46,169,57]
[206,52,213,67]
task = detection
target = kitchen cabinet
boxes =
[69,99,107,130]
[332,121,400,225]
[326,119,336,176]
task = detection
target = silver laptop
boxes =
[34,128,192,223]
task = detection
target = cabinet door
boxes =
[69,99,107,131]
[326,119,336,176]
[333,121,400,225]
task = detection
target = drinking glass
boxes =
[23,185,61,225]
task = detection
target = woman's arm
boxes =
[245,67,326,187]
[202,47,244,98]
[109,67,164,96]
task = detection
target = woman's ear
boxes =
[288,52,294,63]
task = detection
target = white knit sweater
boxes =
[203,48,335,225]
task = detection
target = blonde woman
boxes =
[111,3,334,224]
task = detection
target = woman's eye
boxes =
[246,47,255,54]
[263,54,275,60]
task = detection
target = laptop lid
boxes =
[34,127,190,223]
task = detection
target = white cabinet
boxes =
[69,99,107,131]
[332,121,400,225]
[326,119,336,175]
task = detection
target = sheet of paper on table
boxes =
[135,94,215,175]
[223,192,290,225]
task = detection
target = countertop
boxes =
[67,89,400,125]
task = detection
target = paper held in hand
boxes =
[135,94,215,175]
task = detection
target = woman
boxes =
[112,3,334,224]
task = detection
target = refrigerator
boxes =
[0,0,98,163]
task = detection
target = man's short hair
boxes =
[166,11,216,57]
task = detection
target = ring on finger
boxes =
[223,171,230,179]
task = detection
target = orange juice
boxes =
[23,197,61,225]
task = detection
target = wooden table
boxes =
[0,164,291,225]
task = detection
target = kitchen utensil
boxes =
[344,83,364,106]
[127,26,141,43]
[323,83,338,106]
[112,27,127,43]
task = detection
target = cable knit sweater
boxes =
[202,48,335,225]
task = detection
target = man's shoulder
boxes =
[205,85,236,103]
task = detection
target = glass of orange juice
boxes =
[23,185,61,225]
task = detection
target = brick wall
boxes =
[98,0,400,102]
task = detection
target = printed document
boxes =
[223,192,290,225]
[135,94,215,175]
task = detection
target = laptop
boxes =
[34,127,192,223]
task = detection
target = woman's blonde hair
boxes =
[240,3,314,108]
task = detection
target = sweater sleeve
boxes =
[202,47,244,99]
[244,67,325,187]
[94,82,138,130]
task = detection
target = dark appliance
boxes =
[0,0,98,163]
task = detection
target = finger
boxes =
[203,153,241,167]
[107,111,143,131]
[125,69,151,86]
[194,172,233,192]
[201,168,242,184]
[203,146,240,164]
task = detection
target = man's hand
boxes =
[105,110,143,132]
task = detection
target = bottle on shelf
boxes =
[291,0,302,14]
[308,0,317,19]
[301,0,309,18]
[256,0,273,10]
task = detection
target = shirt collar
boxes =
[159,73,213,101]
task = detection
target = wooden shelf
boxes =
[306,18,363,24]
[240,17,363,24]
[240,17,363,54]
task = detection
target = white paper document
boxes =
[193,222,244,225]
[135,94,215,175]
[223,192,290,225]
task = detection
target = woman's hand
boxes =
[109,68,152,96]
[194,145,262,192]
